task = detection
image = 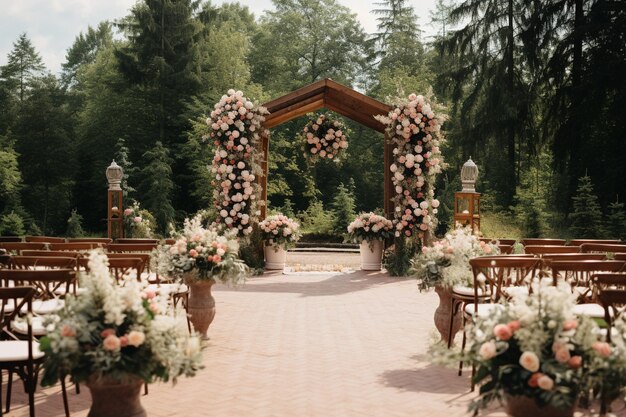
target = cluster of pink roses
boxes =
[169,233,231,268]
[346,212,394,242]
[259,214,301,247]
[123,206,142,224]
[300,114,348,162]
[376,94,445,238]
[100,328,146,351]
[208,89,268,236]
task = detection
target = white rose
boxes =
[519,351,540,372]
[127,331,145,347]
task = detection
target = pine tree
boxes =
[139,141,175,235]
[0,211,25,236]
[331,182,357,235]
[0,33,45,102]
[114,138,136,198]
[66,209,85,237]
[570,175,605,238]
[61,22,113,87]
[605,198,625,240]
[0,134,24,214]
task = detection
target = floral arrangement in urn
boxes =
[151,214,247,283]
[375,94,445,238]
[207,89,267,237]
[411,225,499,291]
[123,201,154,238]
[258,214,302,250]
[346,212,394,244]
[40,250,203,387]
[299,113,349,163]
[433,280,615,416]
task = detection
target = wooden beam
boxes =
[263,96,325,129]
[262,80,326,114]
[325,79,391,114]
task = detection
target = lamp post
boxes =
[454,158,481,232]
[106,161,124,240]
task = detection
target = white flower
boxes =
[519,351,540,372]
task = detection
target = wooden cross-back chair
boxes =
[522,238,566,246]
[9,256,77,271]
[549,260,626,303]
[569,239,622,246]
[0,286,45,417]
[0,269,77,315]
[598,289,626,343]
[540,253,607,262]
[524,245,580,255]
[580,243,626,254]
[106,257,145,283]
[0,243,47,255]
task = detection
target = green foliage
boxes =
[0,211,25,236]
[61,22,112,87]
[66,209,85,238]
[238,225,266,274]
[0,134,23,213]
[383,237,416,277]
[139,142,175,235]
[570,175,605,239]
[330,181,357,235]
[299,200,335,235]
[114,138,136,198]
[605,199,626,240]
[0,33,45,102]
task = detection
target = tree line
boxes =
[0,0,624,240]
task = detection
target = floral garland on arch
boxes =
[299,114,349,163]
[375,93,446,238]
[207,89,268,236]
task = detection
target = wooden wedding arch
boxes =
[258,79,394,219]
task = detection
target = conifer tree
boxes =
[139,141,175,235]
[66,209,85,237]
[0,33,45,102]
[605,198,625,240]
[570,175,604,238]
[331,182,357,235]
[114,138,136,198]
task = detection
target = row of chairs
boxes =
[480,238,622,246]
[0,236,163,244]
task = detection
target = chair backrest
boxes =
[0,286,36,339]
[164,238,176,245]
[614,253,626,261]
[580,243,626,254]
[0,242,48,254]
[569,239,622,246]
[48,242,105,251]
[21,250,81,258]
[498,245,513,254]
[107,243,158,253]
[24,235,65,243]
[0,269,77,300]
[524,245,580,255]
[67,238,113,244]
[480,238,517,246]
[541,253,606,262]
[598,289,626,343]
[470,257,541,305]
[107,257,145,282]
[0,254,10,267]
[115,238,159,244]
[549,260,626,301]
[0,236,22,243]
[9,256,77,270]
[522,238,566,246]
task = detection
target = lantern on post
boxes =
[454,157,480,232]
[106,160,124,240]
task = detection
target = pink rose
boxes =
[133,216,142,223]
[562,319,578,331]
[119,336,129,347]
[528,372,543,388]
[100,328,115,338]
[507,320,521,332]
[537,375,554,391]
[555,348,571,363]
[142,289,156,300]
[103,335,121,351]
[479,341,497,360]
[124,208,133,216]
[493,324,513,341]
[568,356,582,369]
[189,249,198,258]
[127,330,145,347]
[592,342,611,358]
[519,351,540,372]
[213,255,222,263]
[60,324,76,338]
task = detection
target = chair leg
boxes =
[61,376,70,417]
[458,315,467,377]
[76,381,80,394]
[144,383,148,396]
[471,362,476,392]
[6,368,13,413]
[447,299,457,349]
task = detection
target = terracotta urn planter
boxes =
[505,395,576,417]
[433,285,462,345]
[360,240,383,271]
[264,244,287,270]
[186,278,216,340]
[86,376,146,417]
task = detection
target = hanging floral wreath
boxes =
[206,89,269,236]
[300,114,349,163]
[375,93,446,238]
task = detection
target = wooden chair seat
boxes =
[24,236,65,244]
[580,243,626,254]
[0,243,47,254]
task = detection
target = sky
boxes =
[0,0,439,75]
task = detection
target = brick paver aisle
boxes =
[7,270,617,416]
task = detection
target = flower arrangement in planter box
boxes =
[258,214,302,250]
[346,212,394,245]
[151,214,247,284]
[411,225,499,291]
[375,94,446,239]
[207,89,267,237]
[299,114,349,163]
[40,250,203,387]
[123,202,154,238]
[432,280,616,416]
